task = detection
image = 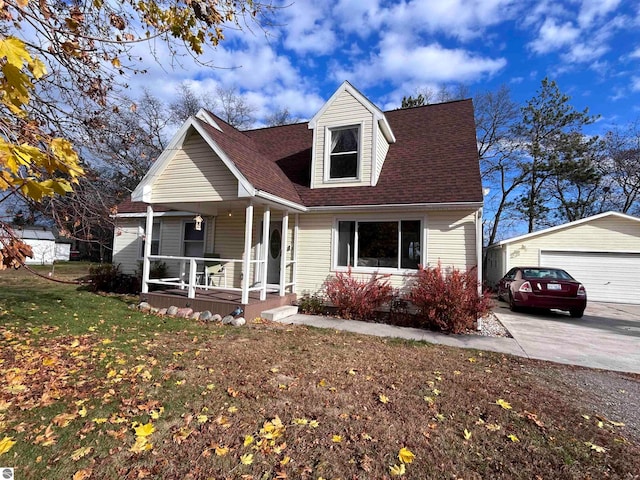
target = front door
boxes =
[267,222,282,285]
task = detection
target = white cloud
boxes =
[528,17,580,54]
[631,76,640,92]
[332,0,384,37]
[280,0,337,55]
[334,34,506,88]
[578,0,621,27]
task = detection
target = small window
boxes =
[329,126,359,179]
[140,220,161,258]
[183,221,205,257]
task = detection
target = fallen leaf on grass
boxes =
[215,445,230,456]
[584,442,606,453]
[398,447,415,464]
[72,469,92,480]
[507,434,520,443]
[332,435,343,443]
[243,435,254,447]
[390,463,406,476]
[71,446,92,461]
[0,436,16,455]
[496,399,512,410]
[133,422,155,437]
[379,394,390,404]
[463,429,472,440]
[130,436,152,453]
[240,453,254,465]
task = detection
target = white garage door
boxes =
[540,251,640,304]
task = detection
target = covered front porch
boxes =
[139,199,301,316]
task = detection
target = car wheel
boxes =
[570,309,584,318]
[508,292,519,312]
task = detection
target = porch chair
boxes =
[204,253,226,289]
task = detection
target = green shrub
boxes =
[323,267,393,320]
[297,294,326,315]
[407,262,492,333]
[89,263,140,294]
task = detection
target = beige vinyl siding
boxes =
[213,209,247,286]
[504,215,640,269]
[425,211,478,270]
[312,90,374,188]
[374,124,389,185]
[484,247,506,288]
[113,218,142,275]
[295,209,479,295]
[151,133,238,203]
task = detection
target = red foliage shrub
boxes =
[324,267,394,320]
[407,262,493,333]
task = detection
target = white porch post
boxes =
[291,213,299,294]
[241,202,254,305]
[260,206,270,301]
[476,207,484,296]
[141,205,153,294]
[279,211,289,296]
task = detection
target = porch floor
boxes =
[140,288,297,320]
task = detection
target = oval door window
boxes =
[270,230,281,259]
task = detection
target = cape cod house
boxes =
[112,82,483,318]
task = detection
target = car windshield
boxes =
[521,268,574,280]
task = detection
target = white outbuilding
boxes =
[485,211,640,305]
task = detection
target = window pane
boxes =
[332,128,358,153]
[337,221,355,267]
[184,222,205,241]
[330,153,358,178]
[358,222,398,268]
[401,220,421,269]
[184,242,204,257]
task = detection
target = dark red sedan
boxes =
[497,267,587,318]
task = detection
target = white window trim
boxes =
[323,123,363,183]
[138,219,162,261]
[181,219,207,257]
[331,216,425,274]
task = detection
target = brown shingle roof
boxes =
[118,99,481,213]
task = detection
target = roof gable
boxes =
[489,211,640,247]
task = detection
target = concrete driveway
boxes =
[493,301,640,373]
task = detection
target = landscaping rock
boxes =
[138,302,152,312]
[212,314,222,322]
[176,307,193,318]
[191,311,201,321]
[158,308,167,316]
[221,315,234,325]
[167,306,179,316]
[231,317,246,327]
[199,310,213,322]
[128,303,137,310]
[150,307,159,314]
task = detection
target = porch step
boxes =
[261,305,299,322]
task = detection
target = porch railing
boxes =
[142,254,264,301]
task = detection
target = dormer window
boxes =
[328,126,359,180]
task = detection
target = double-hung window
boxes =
[336,220,421,270]
[140,220,161,258]
[328,126,359,179]
[183,221,205,257]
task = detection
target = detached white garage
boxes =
[485,211,640,305]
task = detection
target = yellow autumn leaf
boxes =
[0,436,16,455]
[78,406,87,417]
[332,435,342,443]
[130,436,152,453]
[507,434,520,443]
[318,378,327,387]
[293,418,308,425]
[496,399,512,410]
[197,414,208,424]
[379,394,390,404]
[215,445,229,456]
[584,442,606,453]
[134,422,155,437]
[348,368,356,375]
[111,57,121,68]
[240,453,253,465]
[71,446,92,461]
[280,456,291,466]
[93,418,107,424]
[468,357,476,363]
[243,435,254,447]
[463,429,472,440]
[0,37,31,70]
[486,423,502,432]
[609,420,625,427]
[398,447,415,464]
[390,463,406,476]
[228,406,238,414]
[309,420,319,428]
[72,469,92,480]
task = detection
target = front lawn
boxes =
[1,266,639,479]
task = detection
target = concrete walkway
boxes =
[279,303,640,374]
[279,314,527,357]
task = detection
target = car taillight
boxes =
[519,281,532,293]
[577,284,586,296]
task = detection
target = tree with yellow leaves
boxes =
[0,0,272,267]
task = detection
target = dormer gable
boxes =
[308,81,395,189]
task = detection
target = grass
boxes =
[1,264,639,479]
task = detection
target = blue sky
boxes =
[128,0,640,134]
